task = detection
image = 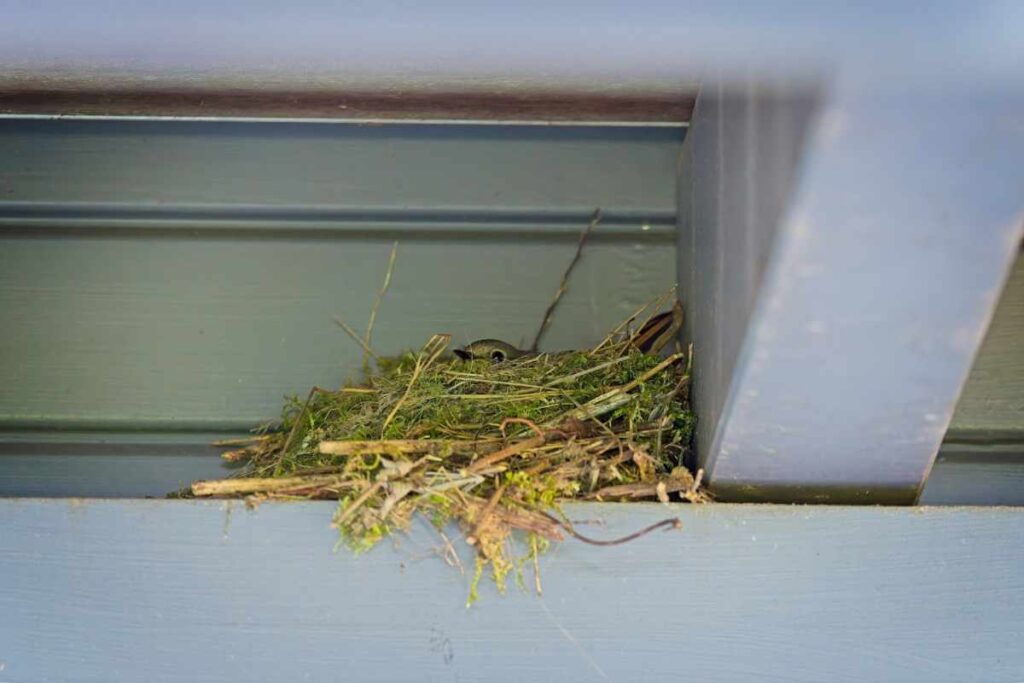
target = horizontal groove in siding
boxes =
[0,203,676,239]
[0,419,259,434]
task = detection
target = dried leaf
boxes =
[379,481,413,519]
[631,444,656,481]
[656,481,670,505]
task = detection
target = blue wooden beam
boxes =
[2,500,1023,682]
[679,79,1024,503]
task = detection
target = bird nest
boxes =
[189,300,705,603]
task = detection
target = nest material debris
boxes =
[190,303,706,602]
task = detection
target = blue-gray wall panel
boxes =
[921,445,1024,506]
[0,121,680,211]
[0,121,680,432]
[0,236,675,428]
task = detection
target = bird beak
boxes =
[453,348,473,360]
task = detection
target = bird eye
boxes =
[490,350,506,362]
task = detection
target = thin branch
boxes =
[466,435,547,474]
[543,513,682,546]
[465,482,507,546]
[192,473,357,497]
[212,435,272,447]
[555,393,637,426]
[585,352,685,407]
[436,526,465,574]
[318,438,502,457]
[334,317,380,361]
[499,417,545,439]
[545,355,631,387]
[548,352,682,427]
[363,242,399,371]
[530,208,601,352]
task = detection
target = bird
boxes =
[629,300,683,355]
[453,339,528,362]
[454,301,683,362]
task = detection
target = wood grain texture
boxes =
[2,500,1023,682]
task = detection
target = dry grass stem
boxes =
[363,242,399,370]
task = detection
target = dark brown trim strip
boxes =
[0,87,696,123]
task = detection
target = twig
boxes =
[318,438,502,457]
[587,468,710,503]
[334,317,380,361]
[445,392,557,401]
[584,352,685,407]
[416,474,487,496]
[212,435,272,447]
[587,479,690,500]
[544,355,631,387]
[555,393,637,426]
[192,473,357,497]
[436,526,465,574]
[530,208,601,352]
[500,417,545,439]
[466,482,507,546]
[543,513,682,546]
[466,435,547,474]
[464,497,565,542]
[554,353,688,427]
[442,371,549,390]
[685,468,706,503]
[363,242,399,371]
[221,448,255,463]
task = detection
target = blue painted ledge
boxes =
[2,500,1023,683]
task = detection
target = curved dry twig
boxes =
[542,513,682,546]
